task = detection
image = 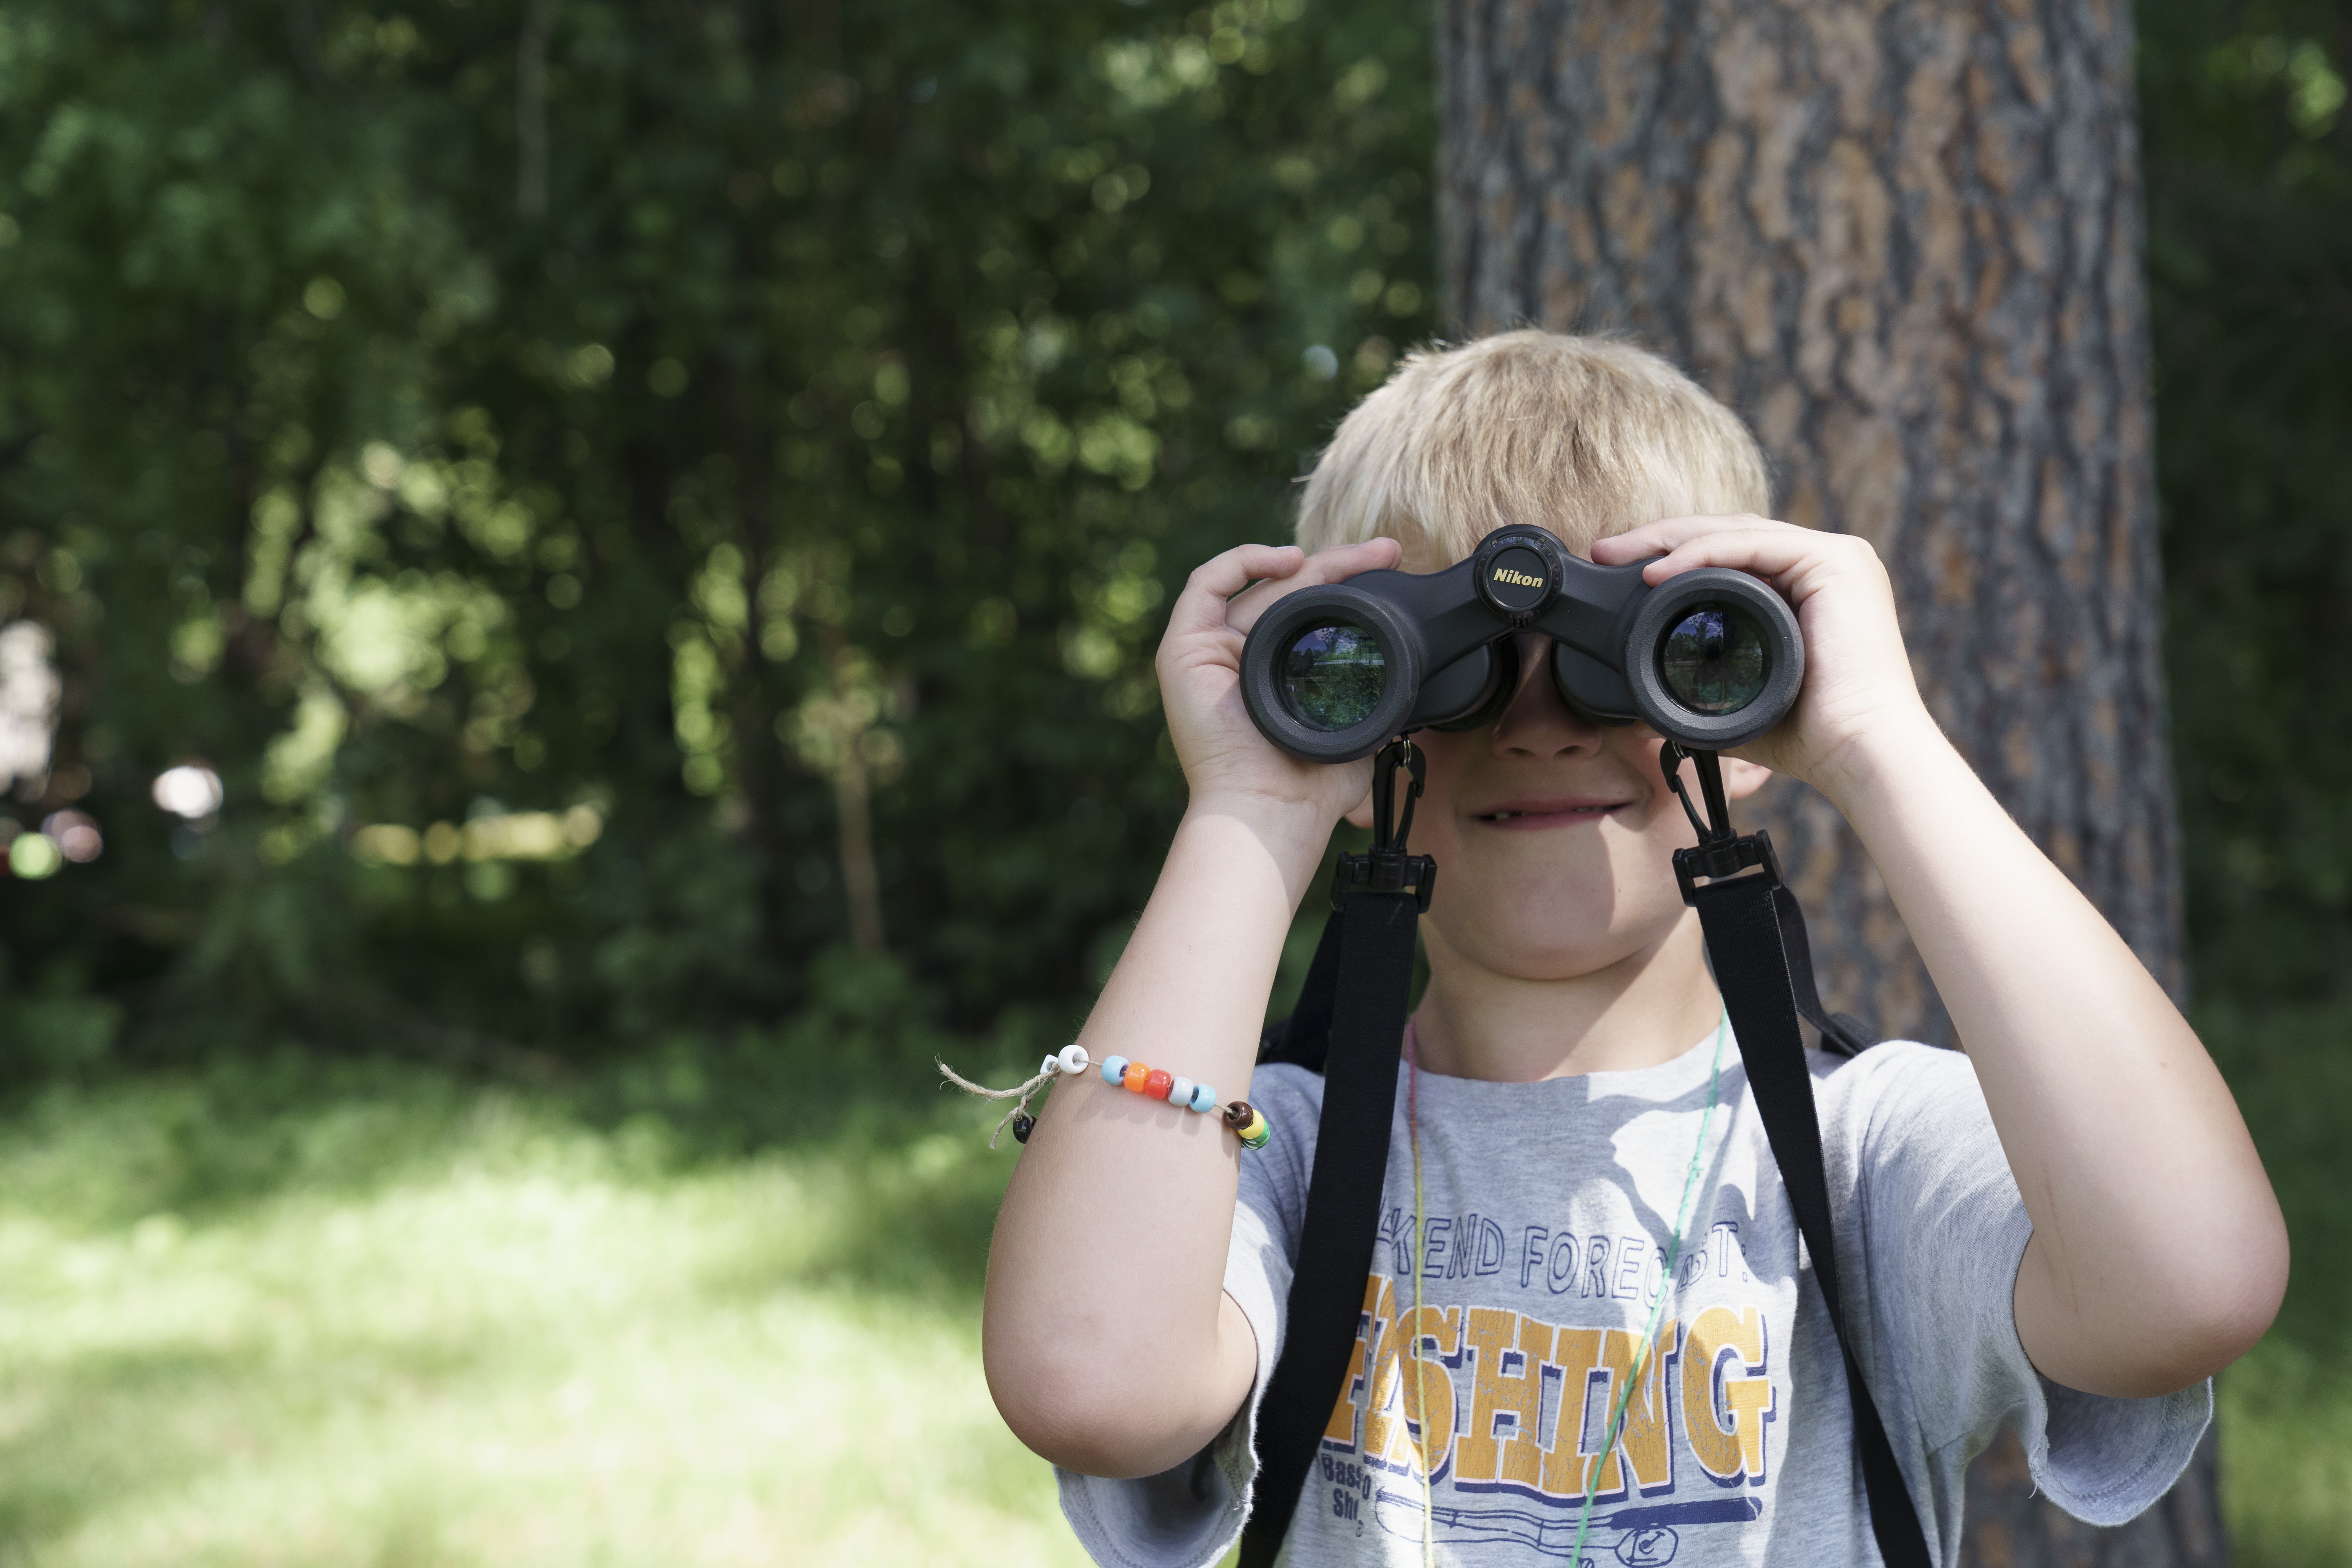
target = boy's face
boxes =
[1402,635,1767,982]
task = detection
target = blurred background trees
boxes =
[0,0,2347,1559]
[0,0,1443,1091]
[0,0,2343,1177]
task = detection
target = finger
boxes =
[1225,535,1403,634]
[1632,525,1857,590]
[1308,534,1406,582]
[1165,544,1306,638]
[1590,514,1790,565]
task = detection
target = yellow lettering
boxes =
[1613,1321,1679,1495]
[1323,1274,1395,1449]
[1369,1303,1460,1479]
[1682,1304,1771,1482]
[1725,1377,1774,1479]
[1456,1307,1552,1489]
[1537,1326,1606,1501]
[1545,1323,1677,1499]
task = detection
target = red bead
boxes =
[1145,1068,1174,1100]
[1122,1062,1152,1093]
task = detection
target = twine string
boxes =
[938,1058,1064,1149]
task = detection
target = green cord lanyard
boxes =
[1405,1010,1729,1566]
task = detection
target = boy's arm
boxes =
[1599,516,2288,1400]
[982,537,1401,1478]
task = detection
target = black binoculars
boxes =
[1239,525,1804,762]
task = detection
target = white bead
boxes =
[1057,1044,1091,1074]
[1167,1075,1194,1107]
[1040,1054,1065,1078]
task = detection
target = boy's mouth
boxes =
[1472,797,1632,829]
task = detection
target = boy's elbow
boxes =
[2169,1221,2289,1385]
[2027,1216,2289,1397]
[2134,1229,2288,1394]
[985,1350,1200,1479]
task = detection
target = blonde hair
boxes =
[1296,331,1770,568]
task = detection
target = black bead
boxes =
[1011,1112,1036,1143]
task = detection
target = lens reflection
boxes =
[1659,605,1768,715]
[1281,622,1387,731]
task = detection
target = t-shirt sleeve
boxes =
[1838,1043,2212,1533]
[1053,1065,1320,1568]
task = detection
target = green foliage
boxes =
[2144,0,2352,1002]
[0,0,1437,1068]
[1,0,2345,1071]
[2199,1000,2352,1563]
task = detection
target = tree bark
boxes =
[1436,0,2216,1559]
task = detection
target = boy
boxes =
[982,332,2285,1564]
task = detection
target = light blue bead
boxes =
[1101,1056,1129,1085]
[1189,1083,1218,1113]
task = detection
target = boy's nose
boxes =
[1490,634,1607,755]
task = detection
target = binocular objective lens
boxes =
[1281,622,1387,732]
[1659,604,1768,715]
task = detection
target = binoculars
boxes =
[1240,525,1803,761]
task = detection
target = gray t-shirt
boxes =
[1056,1029,2209,1566]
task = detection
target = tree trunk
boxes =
[1436,0,2218,1560]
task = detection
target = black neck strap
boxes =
[1242,740,1432,1568]
[1240,744,1929,1568]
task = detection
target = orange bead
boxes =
[1145,1068,1174,1100]
[1122,1062,1152,1093]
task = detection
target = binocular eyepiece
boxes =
[1239,525,1803,761]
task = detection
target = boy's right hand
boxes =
[1157,537,1404,827]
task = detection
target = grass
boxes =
[2202,1002,2352,1567]
[0,996,2340,1566]
[0,1060,1092,1567]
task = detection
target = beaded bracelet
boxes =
[937,1042,1270,1151]
[1095,1051,1271,1149]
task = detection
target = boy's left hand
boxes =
[1605,517,2285,1401]
[1592,514,1930,791]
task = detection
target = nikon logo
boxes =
[1491,568,1544,588]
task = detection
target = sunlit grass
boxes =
[0,995,2341,1567]
[0,1065,1089,1567]
[2205,1002,2352,1568]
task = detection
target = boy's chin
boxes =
[1448,930,1679,985]
[1430,842,1686,913]
[1430,897,1689,980]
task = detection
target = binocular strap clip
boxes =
[1662,740,1784,904]
[1331,737,1436,912]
